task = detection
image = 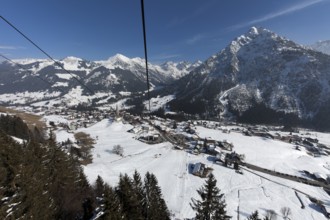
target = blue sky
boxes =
[1,0,330,63]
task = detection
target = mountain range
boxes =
[0,54,201,106]
[1,27,330,130]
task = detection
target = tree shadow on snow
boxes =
[308,203,324,214]
[105,149,112,154]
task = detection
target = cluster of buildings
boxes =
[128,124,162,144]
[242,125,328,157]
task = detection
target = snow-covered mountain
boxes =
[309,40,330,55]
[169,27,330,129]
[160,60,202,79]
[0,54,200,106]
[95,54,201,81]
[2,26,330,129]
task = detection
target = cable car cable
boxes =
[140,0,151,113]
[0,15,95,95]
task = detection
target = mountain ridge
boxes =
[168,26,330,129]
[0,54,201,106]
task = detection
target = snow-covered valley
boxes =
[49,116,330,220]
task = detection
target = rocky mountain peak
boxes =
[247,26,272,36]
[170,26,330,130]
[228,26,287,53]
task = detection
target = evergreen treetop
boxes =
[190,173,230,220]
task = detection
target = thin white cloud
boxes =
[228,0,325,31]
[0,45,25,50]
[151,53,181,62]
[0,45,17,50]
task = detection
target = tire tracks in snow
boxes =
[173,150,188,219]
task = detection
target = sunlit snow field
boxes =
[53,118,330,220]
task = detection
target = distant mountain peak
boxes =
[107,53,130,63]
[62,56,83,62]
[310,40,330,55]
[159,60,202,79]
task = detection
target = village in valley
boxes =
[15,104,330,219]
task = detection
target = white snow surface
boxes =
[52,82,69,87]
[144,95,175,112]
[10,136,24,144]
[0,91,61,104]
[31,98,62,107]
[43,115,69,125]
[55,129,75,143]
[56,73,78,80]
[63,86,108,106]
[197,126,330,178]
[59,56,95,74]
[77,119,330,220]
[104,98,129,110]
[12,58,48,65]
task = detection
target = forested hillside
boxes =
[0,114,173,219]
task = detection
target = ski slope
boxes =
[55,119,330,219]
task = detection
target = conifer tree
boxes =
[190,173,230,220]
[0,115,94,219]
[102,183,124,220]
[24,141,56,219]
[44,138,93,219]
[0,115,174,219]
[117,174,144,220]
[132,170,146,217]
[95,175,106,198]
[144,172,170,220]
[31,126,44,143]
[0,133,56,219]
[247,210,262,220]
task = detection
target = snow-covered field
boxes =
[197,127,330,178]
[0,91,61,105]
[54,119,330,220]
